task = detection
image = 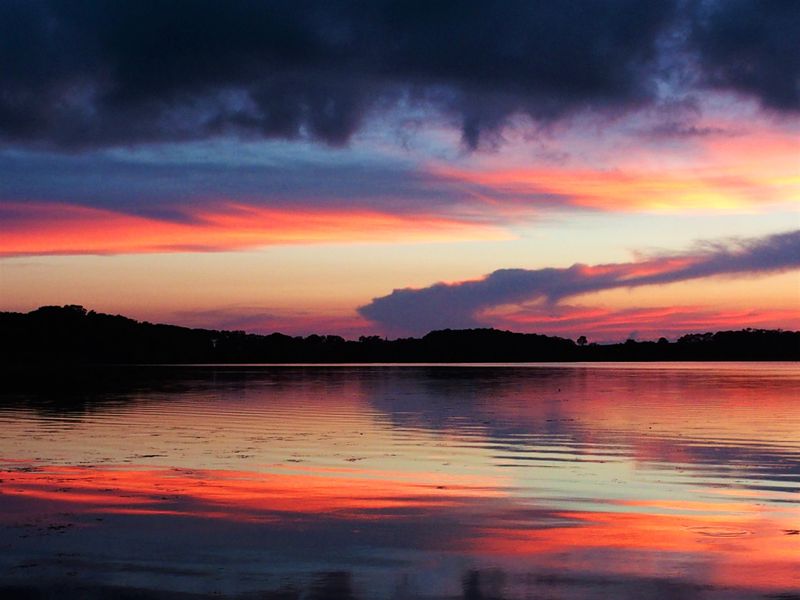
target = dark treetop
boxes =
[2,306,798,365]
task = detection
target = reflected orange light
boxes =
[2,461,797,591]
[476,508,800,589]
[0,464,506,522]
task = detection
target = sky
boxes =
[0,0,798,341]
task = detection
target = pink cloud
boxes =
[0,201,511,257]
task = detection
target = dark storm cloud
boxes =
[688,0,800,112]
[1,1,796,151]
[358,230,800,332]
[0,0,736,150]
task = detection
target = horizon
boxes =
[1,1,798,342]
[7,304,800,348]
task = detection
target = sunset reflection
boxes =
[3,459,797,593]
[1,365,798,598]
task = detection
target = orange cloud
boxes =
[428,126,800,214]
[430,163,798,213]
[434,117,800,213]
[0,201,511,256]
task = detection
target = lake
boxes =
[1,363,798,599]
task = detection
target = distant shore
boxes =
[2,306,799,365]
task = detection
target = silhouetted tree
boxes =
[1,306,798,366]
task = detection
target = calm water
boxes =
[0,363,798,599]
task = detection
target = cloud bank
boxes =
[358,230,800,333]
[1,0,797,150]
[0,201,509,257]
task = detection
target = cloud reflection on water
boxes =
[0,365,798,598]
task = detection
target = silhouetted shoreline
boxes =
[2,305,798,366]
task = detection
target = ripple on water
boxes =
[686,525,752,538]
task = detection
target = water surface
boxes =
[1,363,798,598]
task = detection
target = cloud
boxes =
[164,306,373,338]
[0,201,510,257]
[488,304,800,343]
[358,229,800,333]
[427,161,795,213]
[0,145,470,217]
[688,0,800,112]
[1,0,795,151]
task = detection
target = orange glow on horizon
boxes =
[487,304,800,339]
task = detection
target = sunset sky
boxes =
[1,0,798,341]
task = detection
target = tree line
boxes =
[2,305,798,364]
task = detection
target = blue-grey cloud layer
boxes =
[1,0,797,150]
[0,144,570,221]
[358,230,800,332]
